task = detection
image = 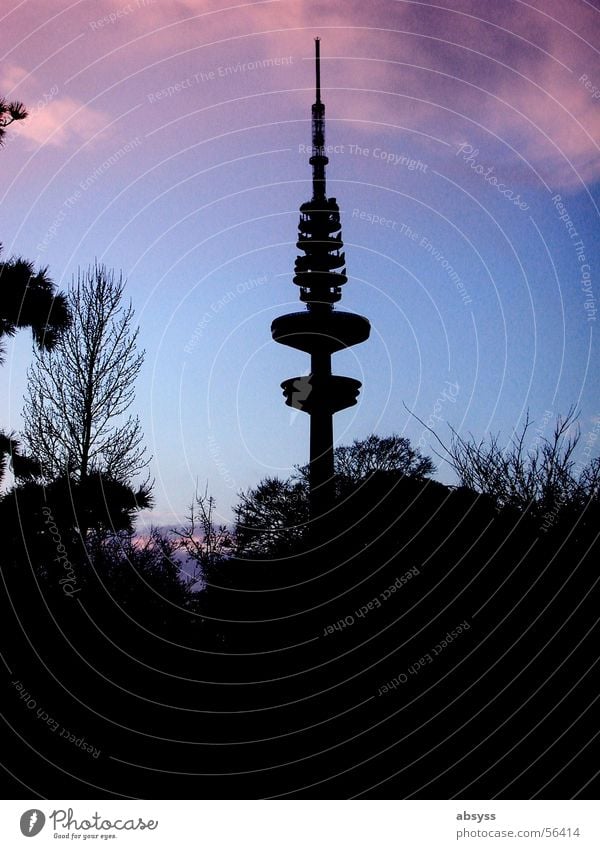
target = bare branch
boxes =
[172,485,234,583]
[405,403,597,520]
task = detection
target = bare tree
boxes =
[172,486,234,586]
[22,264,148,483]
[420,406,600,515]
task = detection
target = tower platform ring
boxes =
[271,310,370,354]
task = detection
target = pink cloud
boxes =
[3,0,600,187]
[100,0,600,189]
[1,63,110,149]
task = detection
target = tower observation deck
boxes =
[271,38,370,524]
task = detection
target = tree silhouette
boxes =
[1,99,68,363]
[433,407,600,518]
[22,264,148,483]
[235,434,435,555]
[1,98,69,486]
[84,527,192,617]
[298,432,435,491]
[173,486,234,585]
[235,476,309,556]
[0,97,27,145]
[0,431,40,488]
[0,245,69,487]
[0,246,69,365]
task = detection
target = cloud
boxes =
[6,0,600,187]
[0,63,109,148]
[18,96,109,148]
[100,0,600,189]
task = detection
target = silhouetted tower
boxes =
[271,38,370,524]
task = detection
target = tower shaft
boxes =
[309,349,335,519]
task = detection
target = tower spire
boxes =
[315,35,321,103]
[271,39,371,528]
[310,37,327,202]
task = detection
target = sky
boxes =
[1,0,599,527]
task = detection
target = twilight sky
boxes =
[1,0,599,526]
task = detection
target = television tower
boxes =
[271,38,370,524]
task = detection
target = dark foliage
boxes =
[2,431,599,799]
[0,431,41,488]
[0,247,70,364]
[234,476,310,556]
[235,433,435,555]
[0,472,153,571]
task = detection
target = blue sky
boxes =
[1,0,599,525]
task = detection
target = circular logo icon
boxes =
[20,810,45,837]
